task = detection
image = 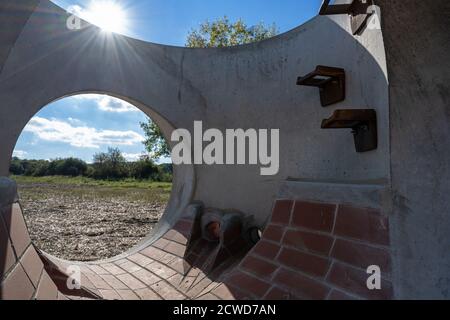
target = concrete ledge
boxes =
[279,179,388,209]
[0,177,18,207]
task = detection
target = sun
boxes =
[84,1,128,33]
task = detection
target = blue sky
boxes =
[14,0,321,163]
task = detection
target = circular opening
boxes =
[11,94,173,262]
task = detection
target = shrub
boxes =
[9,157,25,175]
[92,148,128,179]
[130,159,159,180]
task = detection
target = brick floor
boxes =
[0,198,393,300]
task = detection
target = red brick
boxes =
[116,289,140,300]
[334,205,389,246]
[84,273,112,290]
[252,241,281,260]
[226,271,271,298]
[159,252,178,265]
[261,224,284,242]
[163,230,188,245]
[291,201,336,233]
[116,274,146,290]
[133,268,161,286]
[80,274,95,290]
[0,263,35,300]
[272,200,294,225]
[273,268,330,300]
[168,274,196,293]
[140,246,168,261]
[264,286,300,300]
[212,283,248,300]
[57,292,69,300]
[153,238,170,250]
[164,241,186,257]
[196,293,221,300]
[331,239,391,273]
[99,289,121,300]
[212,284,241,300]
[198,281,220,297]
[35,271,58,300]
[2,204,32,257]
[99,275,128,290]
[151,281,186,300]
[326,262,394,300]
[328,290,357,300]
[118,260,142,273]
[187,276,213,298]
[277,247,331,278]
[146,261,177,279]
[173,219,193,235]
[282,229,334,256]
[127,253,154,267]
[88,265,109,275]
[168,257,191,275]
[135,288,162,300]
[240,255,279,279]
[20,246,44,287]
[0,216,17,279]
[100,263,126,276]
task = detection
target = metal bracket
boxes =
[297,66,346,107]
[321,109,378,152]
[319,0,373,35]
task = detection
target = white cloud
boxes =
[123,153,145,162]
[69,94,139,113]
[13,150,28,159]
[23,117,144,149]
[67,117,85,125]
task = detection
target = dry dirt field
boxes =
[14,176,171,262]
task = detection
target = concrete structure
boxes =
[0,0,448,299]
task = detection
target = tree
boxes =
[129,156,159,180]
[48,158,87,176]
[186,16,279,48]
[140,17,278,160]
[140,119,171,161]
[9,157,24,175]
[92,147,128,179]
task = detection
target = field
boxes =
[13,176,172,262]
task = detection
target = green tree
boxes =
[9,157,24,175]
[140,119,170,161]
[129,156,159,180]
[186,16,278,48]
[92,147,128,179]
[140,17,278,160]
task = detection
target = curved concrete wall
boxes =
[0,0,389,229]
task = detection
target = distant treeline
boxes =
[10,148,173,182]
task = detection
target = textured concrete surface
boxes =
[375,0,450,299]
[0,0,389,229]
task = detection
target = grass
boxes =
[15,175,170,261]
[12,175,173,203]
[12,175,172,191]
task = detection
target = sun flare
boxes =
[84,1,128,33]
